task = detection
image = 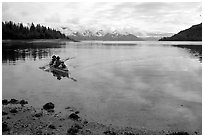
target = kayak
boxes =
[49,65,69,75]
[41,65,77,81]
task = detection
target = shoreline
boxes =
[2,39,79,43]
[2,99,199,135]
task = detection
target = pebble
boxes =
[48,124,56,129]
[34,113,43,117]
[168,131,189,135]
[3,111,8,115]
[83,120,88,124]
[65,106,71,109]
[85,129,91,134]
[2,122,10,132]
[75,111,80,114]
[10,108,18,113]
[36,129,43,135]
[6,116,11,119]
[67,126,79,135]
[73,123,83,129]
[59,118,65,121]
[104,130,117,135]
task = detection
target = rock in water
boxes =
[9,99,18,104]
[2,99,8,105]
[43,102,55,110]
[69,113,80,121]
[19,100,28,106]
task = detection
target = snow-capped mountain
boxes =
[64,29,143,41]
[95,30,105,37]
[57,27,173,41]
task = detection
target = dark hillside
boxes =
[159,23,202,41]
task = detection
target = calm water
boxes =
[2,40,202,132]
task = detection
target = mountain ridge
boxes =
[59,28,173,41]
[67,30,143,41]
[159,23,202,41]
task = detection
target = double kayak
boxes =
[49,65,69,74]
[40,64,77,81]
[49,65,77,81]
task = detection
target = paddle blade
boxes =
[39,66,46,69]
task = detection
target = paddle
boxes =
[39,63,50,69]
[39,57,75,69]
[63,57,75,62]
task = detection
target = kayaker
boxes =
[59,61,67,69]
[49,55,57,66]
[53,56,62,68]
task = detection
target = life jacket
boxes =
[54,60,61,67]
[49,58,56,65]
[61,63,66,68]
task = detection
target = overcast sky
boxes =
[2,2,202,34]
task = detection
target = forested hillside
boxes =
[2,21,70,40]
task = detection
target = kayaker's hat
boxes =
[56,56,60,60]
[52,55,56,59]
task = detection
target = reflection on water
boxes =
[44,67,69,80]
[172,44,202,62]
[3,40,202,64]
[2,40,202,132]
[42,66,77,81]
[2,40,68,64]
[3,48,49,63]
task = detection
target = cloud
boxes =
[2,2,202,34]
[45,13,61,23]
[2,3,10,12]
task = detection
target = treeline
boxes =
[2,21,70,40]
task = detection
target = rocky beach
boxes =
[2,99,200,135]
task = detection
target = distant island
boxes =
[2,21,75,41]
[159,23,202,41]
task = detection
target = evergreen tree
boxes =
[2,21,70,40]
